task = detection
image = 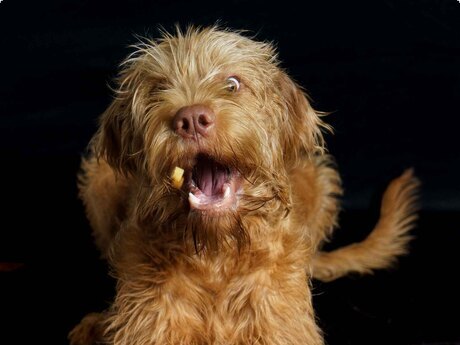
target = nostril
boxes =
[182,118,190,131]
[198,114,210,127]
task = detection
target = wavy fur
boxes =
[69,26,419,345]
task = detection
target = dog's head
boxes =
[95,27,329,251]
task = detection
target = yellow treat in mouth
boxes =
[171,166,185,189]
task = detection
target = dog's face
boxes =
[96,27,327,250]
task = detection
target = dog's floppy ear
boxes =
[277,72,330,163]
[94,97,142,175]
[92,64,151,178]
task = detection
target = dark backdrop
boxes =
[0,0,459,344]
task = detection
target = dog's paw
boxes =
[68,312,104,345]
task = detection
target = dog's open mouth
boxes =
[185,154,239,214]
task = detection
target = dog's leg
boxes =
[68,312,106,345]
[78,156,129,257]
[311,169,420,282]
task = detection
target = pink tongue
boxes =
[195,158,226,196]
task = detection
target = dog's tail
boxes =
[311,169,420,282]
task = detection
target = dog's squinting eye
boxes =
[225,77,240,93]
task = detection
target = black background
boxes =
[1,0,459,344]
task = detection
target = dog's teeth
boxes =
[189,192,201,206]
[223,185,231,199]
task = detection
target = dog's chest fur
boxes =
[108,230,320,345]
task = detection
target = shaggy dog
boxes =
[69,27,419,345]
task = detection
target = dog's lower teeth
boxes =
[189,192,201,205]
[223,185,230,198]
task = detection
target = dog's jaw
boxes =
[184,154,241,215]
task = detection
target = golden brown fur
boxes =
[69,26,419,345]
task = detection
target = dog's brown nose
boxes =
[173,105,215,139]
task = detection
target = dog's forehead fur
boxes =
[124,27,281,99]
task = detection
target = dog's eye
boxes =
[225,77,240,92]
